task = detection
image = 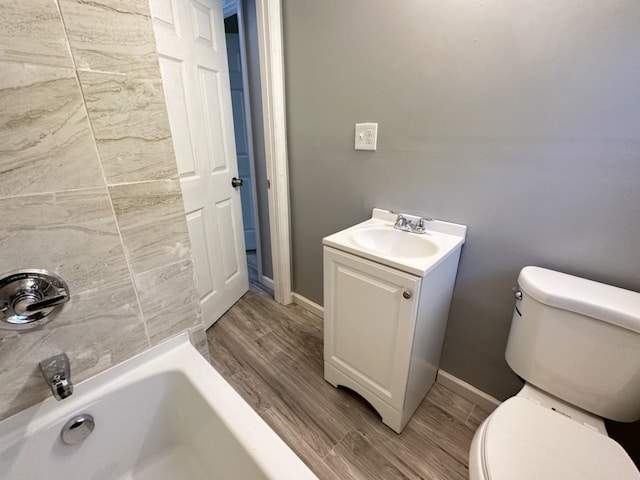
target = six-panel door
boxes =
[150,0,249,327]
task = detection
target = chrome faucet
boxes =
[39,353,73,400]
[393,214,412,232]
[393,214,434,234]
[412,217,434,234]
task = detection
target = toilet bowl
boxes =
[469,387,640,479]
[469,267,640,480]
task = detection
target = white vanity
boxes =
[322,209,466,433]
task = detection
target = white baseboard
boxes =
[292,292,324,318]
[261,275,274,290]
[436,370,501,413]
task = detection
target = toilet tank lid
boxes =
[519,267,640,334]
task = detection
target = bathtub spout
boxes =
[39,353,73,400]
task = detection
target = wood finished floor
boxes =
[246,251,273,296]
[206,288,488,480]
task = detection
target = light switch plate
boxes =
[355,123,378,151]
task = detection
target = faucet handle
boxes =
[394,214,411,231]
[25,293,69,312]
[413,217,434,233]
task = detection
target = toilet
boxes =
[469,266,640,480]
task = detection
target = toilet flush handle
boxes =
[512,286,523,301]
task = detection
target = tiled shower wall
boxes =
[0,0,207,420]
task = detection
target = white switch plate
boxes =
[355,123,378,151]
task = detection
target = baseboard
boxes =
[436,370,501,413]
[292,292,324,318]
[261,275,274,290]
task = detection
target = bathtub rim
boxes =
[0,333,318,480]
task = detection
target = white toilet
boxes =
[469,266,640,480]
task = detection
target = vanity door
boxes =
[323,247,421,410]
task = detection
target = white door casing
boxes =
[150,0,249,328]
[254,0,292,304]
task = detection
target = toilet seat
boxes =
[479,397,640,480]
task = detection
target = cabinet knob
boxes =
[403,290,412,299]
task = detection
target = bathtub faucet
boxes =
[39,353,73,400]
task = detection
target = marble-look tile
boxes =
[58,0,157,75]
[78,69,178,184]
[0,62,104,197]
[0,0,73,68]
[109,180,191,274]
[0,279,148,421]
[135,259,202,345]
[0,188,130,295]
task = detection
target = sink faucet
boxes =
[393,214,434,234]
[39,353,73,400]
[393,214,412,232]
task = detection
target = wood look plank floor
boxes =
[206,288,488,480]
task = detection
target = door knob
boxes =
[231,177,244,188]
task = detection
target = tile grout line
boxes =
[465,404,484,426]
[0,185,105,202]
[252,327,275,343]
[0,179,180,202]
[320,429,352,461]
[53,0,151,346]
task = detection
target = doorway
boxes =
[151,0,291,328]
[223,3,274,296]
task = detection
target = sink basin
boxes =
[349,226,439,258]
[323,209,467,277]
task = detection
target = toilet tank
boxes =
[505,266,640,422]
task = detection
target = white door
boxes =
[150,0,249,328]
[226,33,257,251]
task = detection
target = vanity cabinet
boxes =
[323,245,461,433]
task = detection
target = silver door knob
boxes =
[403,290,412,299]
[231,177,244,188]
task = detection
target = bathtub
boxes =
[0,334,318,480]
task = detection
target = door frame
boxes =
[253,0,292,305]
[222,0,292,305]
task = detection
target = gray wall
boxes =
[282,0,640,399]
[0,0,206,421]
[242,0,273,278]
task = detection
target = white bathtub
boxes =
[0,334,318,480]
